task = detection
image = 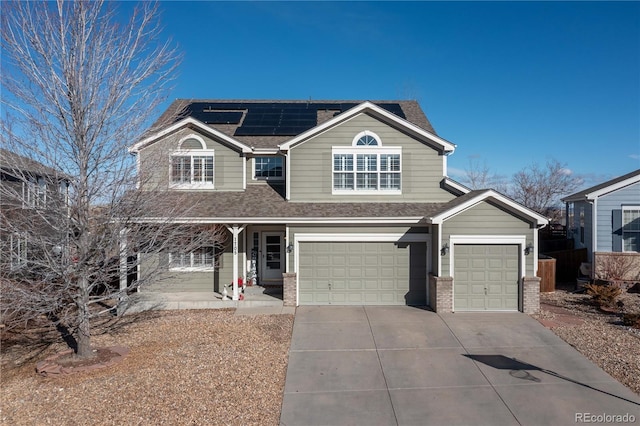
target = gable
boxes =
[280,101,455,154]
[430,190,548,228]
[563,169,640,202]
[130,117,252,154]
[137,126,245,192]
[287,112,456,203]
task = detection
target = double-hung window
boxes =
[170,136,214,188]
[169,246,216,270]
[23,176,47,208]
[332,131,401,194]
[622,207,640,252]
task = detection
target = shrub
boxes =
[622,313,640,329]
[584,283,622,308]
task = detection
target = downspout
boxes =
[592,197,598,255]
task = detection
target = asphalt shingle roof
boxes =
[563,169,640,201]
[150,99,437,149]
[134,184,445,221]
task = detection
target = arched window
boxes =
[353,131,381,146]
[332,131,401,193]
[171,134,214,187]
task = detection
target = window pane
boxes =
[623,234,640,252]
[380,173,401,190]
[381,154,400,171]
[623,210,640,231]
[357,154,377,171]
[171,156,191,183]
[333,173,354,189]
[356,172,378,189]
[255,157,283,178]
[192,156,214,183]
[333,154,353,171]
[204,157,214,182]
[356,135,378,146]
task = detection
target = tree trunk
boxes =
[75,276,94,358]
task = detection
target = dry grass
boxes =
[1,309,294,425]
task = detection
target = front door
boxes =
[261,232,284,282]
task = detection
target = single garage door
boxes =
[454,244,519,311]
[298,241,425,305]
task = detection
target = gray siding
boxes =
[139,238,240,293]
[138,127,244,191]
[288,113,455,202]
[440,201,535,276]
[596,182,640,253]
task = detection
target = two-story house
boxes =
[129,100,548,313]
[0,148,70,276]
[563,169,640,259]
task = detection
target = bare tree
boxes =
[507,159,582,218]
[1,1,226,358]
[461,157,507,191]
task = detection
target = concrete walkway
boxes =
[280,306,640,426]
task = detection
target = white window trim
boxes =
[10,233,27,269]
[622,206,640,252]
[352,130,382,146]
[22,177,47,208]
[169,149,215,189]
[168,246,217,271]
[331,146,402,195]
[252,156,285,181]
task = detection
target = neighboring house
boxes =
[562,169,640,260]
[0,148,70,275]
[129,100,548,313]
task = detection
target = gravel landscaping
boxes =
[2,286,639,425]
[535,284,640,395]
[1,309,294,425]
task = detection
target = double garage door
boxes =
[453,244,520,311]
[298,240,426,305]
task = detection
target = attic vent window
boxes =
[353,131,381,146]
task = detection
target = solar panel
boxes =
[181,101,406,136]
[195,111,243,124]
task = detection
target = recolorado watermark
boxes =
[575,413,636,423]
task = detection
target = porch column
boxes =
[226,224,246,301]
[118,227,128,315]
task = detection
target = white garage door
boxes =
[298,241,425,305]
[454,244,519,311]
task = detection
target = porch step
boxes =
[125,291,283,313]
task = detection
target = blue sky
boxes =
[150,1,639,189]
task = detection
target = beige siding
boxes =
[440,201,535,276]
[288,113,455,202]
[138,127,244,191]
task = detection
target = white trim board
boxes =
[448,235,527,313]
[279,101,456,153]
[129,117,252,154]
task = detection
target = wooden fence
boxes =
[537,255,556,292]
[540,248,588,283]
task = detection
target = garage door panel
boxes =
[298,240,426,305]
[454,244,519,312]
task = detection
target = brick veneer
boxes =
[428,274,453,313]
[282,273,297,307]
[522,276,541,314]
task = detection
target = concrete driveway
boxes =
[280,306,639,426]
